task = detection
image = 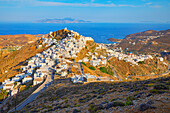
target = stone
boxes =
[73,109,79,113]
[105,101,125,109]
[97,95,103,99]
[146,93,152,97]
[154,84,169,90]
[139,103,150,111]
[136,92,144,98]
[147,100,154,105]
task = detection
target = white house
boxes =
[22,76,33,84]
[90,60,100,66]
[101,59,107,65]
[12,77,21,82]
[33,77,44,85]
[3,83,14,92]
[82,57,89,62]
[61,70,67,77]
[10,88,18,96]
[158,57,164,62]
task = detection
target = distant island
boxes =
[35,18,91,23]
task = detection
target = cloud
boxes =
[91,0,95,2]
[146,2,152,5]
[118,4,139,7]
[0,0,152,8]
[149,5,161,8]
[33,1,116,7]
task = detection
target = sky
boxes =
[0,0,170,23]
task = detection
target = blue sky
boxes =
[0,0,170,23]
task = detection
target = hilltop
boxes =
[35,18,91,23]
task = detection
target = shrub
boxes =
[75,104,80,107]
[154,84,169,90]
[125,100,133,106]
[89,66,96,70]
[126,96,135,101]
[100,67,114,75]
[112,101,125,106]
[88,104,103,113]
[147,83,154,87]
[138,61,144,64]
[136,78,140,80]
[64,104,70,108]
[100,67,107,73]
[82,62,87,66]
[150,89,166,94]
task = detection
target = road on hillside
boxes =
[128,62,170,80]
[106,56,122,81]
[109,64,122,81]
[79,63,84,75]
[8,71,53,113]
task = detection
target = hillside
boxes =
[107,38,122,42]
[18,75,170,113]
[110,29,170,59]
[0,34,41,58]
[108,57,168,80]
[0,29,71,82]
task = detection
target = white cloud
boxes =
[91,0,95,2]
[146,2,152,5]
[0,0,154,8]
[34,1,116,7]
[118,4,139,7]
[149,5,161,8]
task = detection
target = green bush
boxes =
[138,61,144,64]
[100,67,107,73]
[82,62,87,66]
[89,66,96,70]
[125,100,133,106]
[0,89,8,100]
[112,101,125,106]
[100,67,114,75]
[126,96,135,101]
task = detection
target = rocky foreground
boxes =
[18,75,170,113]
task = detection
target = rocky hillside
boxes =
[110,29,170,59]
[18,75,170,113]
[108,57,168,80]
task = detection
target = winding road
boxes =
[127,62,170,80]
[8,71,53,113]
[107,56,122,81]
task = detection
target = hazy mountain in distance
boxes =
[35,18,91,23]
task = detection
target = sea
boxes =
[0,23,170,44]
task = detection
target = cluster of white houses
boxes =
[0,29,165,97]
[0,29,96,96]
[106,48,164,65]
[71,73,113,83]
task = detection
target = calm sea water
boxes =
[0,23,170,44]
